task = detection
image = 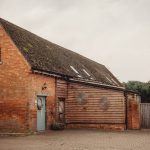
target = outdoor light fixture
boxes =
[42,82,47,90]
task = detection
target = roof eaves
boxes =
[125,89,140,95]
[32,67,125,91]
[32,67,72,79]
[69,78,125,91]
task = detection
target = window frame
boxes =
[57,97,65,123]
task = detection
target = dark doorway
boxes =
[58,97,65,123]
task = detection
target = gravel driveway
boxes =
[0,129,150,150]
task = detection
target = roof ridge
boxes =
[0,18,122,87]
[0,18,105,67]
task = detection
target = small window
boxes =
[70,65,79,74]
[83,69,90,76]
[37,97,43,110]
[111,78,119,86]
[106,77,113,83]
[70,65,82,78]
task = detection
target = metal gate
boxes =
[140,103,150,128]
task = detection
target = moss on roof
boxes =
[0,18,122,87]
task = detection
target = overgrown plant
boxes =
[51,122,65,130]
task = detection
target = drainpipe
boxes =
[124,91,128,130]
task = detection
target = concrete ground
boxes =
[0,129,150,150]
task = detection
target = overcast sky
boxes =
[0,0,150,82]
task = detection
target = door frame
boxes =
[36,96,47,131]
[57,97,65,123]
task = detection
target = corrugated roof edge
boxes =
[32,67,125,91]
[34,68,139,94]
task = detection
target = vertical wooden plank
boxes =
[140,103,150,128]
[56,79,68,122]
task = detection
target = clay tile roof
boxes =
[0,18,122,87]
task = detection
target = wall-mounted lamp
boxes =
[42,82,47,90]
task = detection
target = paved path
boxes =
[0,129,150,150]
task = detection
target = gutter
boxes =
[32,69,62,78]
[69,78,125,91]
[124,91,128,130]
[32,68,139,94]
[32,67,125,91]
[32,67,71,79]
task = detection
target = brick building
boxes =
[0,18,140,133]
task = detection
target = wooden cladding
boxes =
[66,83,125,124]
[56,79,67,122]
[140,103,150,129]
[56,79,67,98]
[56,79,126,125]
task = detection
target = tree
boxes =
[123,81,150,103]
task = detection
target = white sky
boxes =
[0,0,150,82]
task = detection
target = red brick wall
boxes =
[0,25,56,133]
[28,73,56,132]
[0,25,31,133]
[127,93,140,129]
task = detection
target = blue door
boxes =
[37,96,46,131]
